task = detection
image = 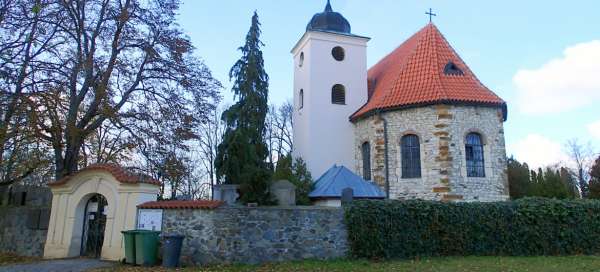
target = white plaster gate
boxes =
[43,164,160,261]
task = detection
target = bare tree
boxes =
[565,138,595,198]
[0,0,55,186]
[275,100,293,157]
[81,120,134,165]
[265,101,293,168]
[25,0,221,180]
[197,103,226,199]
[265,104,277,167]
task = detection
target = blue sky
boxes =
[177,0,600,168]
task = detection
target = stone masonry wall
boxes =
[162,206,348,265]
[0,186,51,257]
[354,105,508,202]
[0,206,49,256]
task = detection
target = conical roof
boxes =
[309,165,385,199]
[351,23,506,121]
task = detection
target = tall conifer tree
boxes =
[589,156,600,199]
[215,12,272,204]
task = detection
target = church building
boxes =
[292,1,509,202]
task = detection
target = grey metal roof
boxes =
[309,165,386,199]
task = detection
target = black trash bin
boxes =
[162,233,185,268]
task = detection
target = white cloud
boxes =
[508,134,567,169]
[588,120,600,139]
[513,40,600,114]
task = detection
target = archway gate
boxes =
[43,164,160,261]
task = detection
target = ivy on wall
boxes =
[344,198,600,259]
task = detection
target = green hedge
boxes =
[344,198,600,259]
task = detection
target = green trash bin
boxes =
[134,230,160,266]
[121,230,137,264]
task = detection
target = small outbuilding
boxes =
[309,165,385,207]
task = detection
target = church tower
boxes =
[291,0,370,178]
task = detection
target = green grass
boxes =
[0,252,40,266]
[94,256,600,272]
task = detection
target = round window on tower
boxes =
[332,46,345,61]
[299,52,304,67]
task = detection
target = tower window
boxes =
[401,134,421,178]
[361,142,371,180]
[299,52,304,67]
[332,46,345,61]
[465,133,485,177]
[299,89,304,109]
[444,61,464,76]
[331,84,345,105]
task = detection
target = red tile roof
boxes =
[138,200,223,210]
[352,23,505,121]
[48,163,161,187]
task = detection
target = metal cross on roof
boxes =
[426,8,437,22]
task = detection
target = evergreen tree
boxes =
[560,167,580,198]
[541,168,572,199]
[509,157,579,199]
[291,157,314,205]
[272,154,314,205]
[507,157,531,199]
[589,156,600,199]
[273,153,293,181]
[527,167,574,199]
[215,12,272,204]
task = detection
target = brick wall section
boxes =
[0,207,49,256]
[162,206,348,265]
[354,105,509,202]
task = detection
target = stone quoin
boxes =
[293,1,509,202]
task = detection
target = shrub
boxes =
[344,198,600,259]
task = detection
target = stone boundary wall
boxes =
[162,206,348,265]
[0,206,49,256]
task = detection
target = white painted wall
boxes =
[313,199,342,207]
[291,31,369,179]
[44,171,160,261]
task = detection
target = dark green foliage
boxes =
[528,168,576,199]
[215,12,272,204]
[345,198,600,259]
[508,157,531,199]
[560,167,580,198]
[272,154,293,181]
[290,157,313,205]
[272,154,314,205]
[589,157,600,199]
[508,157,577,199]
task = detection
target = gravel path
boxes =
[0,258,115,272]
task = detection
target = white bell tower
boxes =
[291,0,370,178]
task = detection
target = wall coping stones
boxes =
[138,200,223,210]
[218,205,342,211]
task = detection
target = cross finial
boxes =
[426,8,436,23]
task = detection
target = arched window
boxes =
[331,84,345,105]
[465,133,485,177]
[299,89,304,109]
[361,142,371,180]
[401,134,421,178]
